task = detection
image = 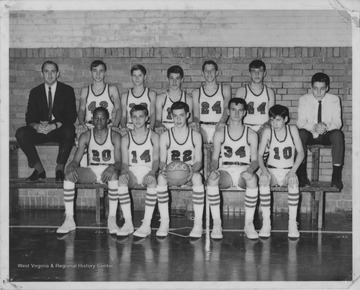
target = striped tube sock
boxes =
[118,186,132,222]
[157,185,169,220]
[143,187,157,226]
[206,186,221,222]
[192,185,205,223]
[259,186,271,220]
[245,187,259,222]
[108,180,119,217]
[63,180,75,216]
[288,185,299,221]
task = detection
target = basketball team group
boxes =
[15,59,345,240]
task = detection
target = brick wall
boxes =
[9,47,352,213]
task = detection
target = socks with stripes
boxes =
[206,186,221,222]
[63,180,75,216]
[259,186,271,222]
[142,187,157,226]
[244,187,259,222]
[157,185,169,221]
[288,185,299,221]
[108,180,119,217]
[118,185,132,222]
[192,185,205,224]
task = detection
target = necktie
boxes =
[48,87,53,121]
[317,101,322,123]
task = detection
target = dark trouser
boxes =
[15,125,75,168]
[298,129,344,166]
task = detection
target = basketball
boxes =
[166,161,190,186]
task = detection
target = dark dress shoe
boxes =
[331,179,343,191]
[55,170,65,182]
[298,174,310,187]
[26,170,46,182]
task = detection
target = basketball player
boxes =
[76,60,121,135]
[258,104,304,238]
[234,59,275,134]
[192,60,232,143]
[208,98,259,240]
[118,104,160,237]
[157,101,204,238]
[57,107,122,235]
[155,65,193,135]
[120,64,156,135]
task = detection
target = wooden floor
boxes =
[8,208,353,288]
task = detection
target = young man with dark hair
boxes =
[258,104,304,238]
[296,72,344,190]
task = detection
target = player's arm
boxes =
[210,130,223,172]
[150,131,160,175]
[119,91,129,135]
[258,127,272,186]
[101,132,121,183]
[217,84,231,128]
[149,90,157,130]
[159,131,169,172]
[242,129,259,180]
[109,85,121,128]
[260,87,276,130]
[155,93,167,133]
[120,133,130,176]
[289,125,305,175]
[186,93,194,123]
[234,86,246,99]
[191,88,201,124]
[75,87,89,135]
[192,131,203,173]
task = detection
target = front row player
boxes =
[57,107,122,234]
[258,105,304,239]
[207,98,259,240]
[157,101,204,238]
[118,105,160,237]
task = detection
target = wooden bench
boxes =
[9,178,107,224]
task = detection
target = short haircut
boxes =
[130,104,149,117]
[171,101,189,113]
[249,59,266,71]
[228,97,247,111]
[90,60,107,71]
[41,60,59,72]
[93,106,110,119]
[202,60,218,72]
[269,104,289,121]
[167,65,184,78]
[131,64,147,75]
[311,72,330,92]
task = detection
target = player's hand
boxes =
[155,125,167,135]
[101,165,116,183]
[119,174,129,185]
[208,170,220,182]
[143,172,156,186]
[65,167,78,183]
[111,125,121,133]
[189,122,200,132]
[215,121,226,132]
[259,170,271,186]
[76,124,88,136]
[286,172,299,188]
[120,127,129,137]
[241,169,254,181]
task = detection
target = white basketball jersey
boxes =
[243,84,270,127]
[219,126,251,166]
[166,128,195,166]
[267,125,295,169]
[85,84,114,123]
[199,84,225,124]
[126,87,151,124]
[87,128,115,165]
[162,91,187,125]
[128,129,153,170]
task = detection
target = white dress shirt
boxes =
[297,92,342,138]
[45,82,57,121]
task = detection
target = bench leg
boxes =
[95,188,103,224]
[205,193,210,252]
[311,192,317,224]
[316,191,324,231]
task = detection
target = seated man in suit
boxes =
[15,60,77,182]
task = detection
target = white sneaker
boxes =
[116,221,134,237]
[211,222,223,239]
[134,223,152,238]
[288,221,300,238]
[259,220,271,238]
[156,219,169,237]
[244,221,259,240]
[189,222,203,238]
[56,215,76,234]
[107,216,121,234]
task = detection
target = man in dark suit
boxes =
[15,60,77,182]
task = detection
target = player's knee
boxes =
[191,172,203,185]
[245,176,258,188]
[157,173,167,186]
[219,172,232,189]
[207,171,219,186]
